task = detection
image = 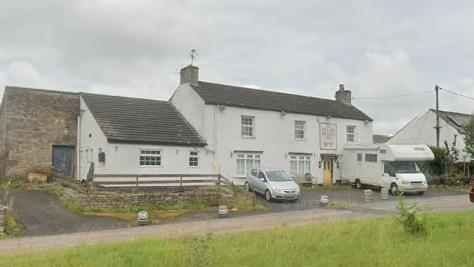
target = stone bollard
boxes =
[218,205,229,218]
[380,187,389,200]
[137,211,149,226]
[363,189,373,202]
[319,195,329,207]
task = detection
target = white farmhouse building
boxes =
[171,65,373,185]
[388,109,473,162]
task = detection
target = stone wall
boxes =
[62,186,221,210]
[0,87,79,178]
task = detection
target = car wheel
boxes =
[390,183,398,195]
[355,179,362,189]
[265,190,272,202]
[245,182,252,192]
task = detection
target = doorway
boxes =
[52,145,75,177]
[322,157,333,185]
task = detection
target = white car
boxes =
[245,168,301,201]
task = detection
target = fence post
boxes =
[217,174,221,186]
[180,176,183,189]
[136,176,139,189]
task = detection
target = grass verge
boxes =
[2,210,22,237]
[2,210,473,266]
[47,182,265,223]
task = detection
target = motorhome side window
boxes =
[365,153,377,163]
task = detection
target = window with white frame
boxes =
[357,153,362,162]
[236,153,261,176]
[295,120,306,140]
[189,151,199,167]
[241,116,255,138]
[346,125,356,143]
[139,149,161,166]
[289,154,311,176]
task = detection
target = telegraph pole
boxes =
[435,85,440,147]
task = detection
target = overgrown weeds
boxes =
[3,210,22,237]
[396,193,427,236]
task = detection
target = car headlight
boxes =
[273,187,282,193]
[401,180,410,185]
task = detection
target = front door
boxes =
[323,157,333,185]
[52,145,75,177]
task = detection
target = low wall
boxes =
[62,186,223,210]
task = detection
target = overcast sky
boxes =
[1,0,473,134]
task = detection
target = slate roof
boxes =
[190,81,372,121]
[81,93,206,147]
[431,109,473,134]
[373,134,391,144]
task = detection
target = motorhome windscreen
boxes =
[389,161,419,173]
[266,171,293,182]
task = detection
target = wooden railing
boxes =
[92,173,232,188]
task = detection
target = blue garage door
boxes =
[52,146,75,177]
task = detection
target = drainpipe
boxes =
[76,111,81,181]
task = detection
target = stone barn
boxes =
[0,86,79,178]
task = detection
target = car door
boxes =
[248,169,259,189]
[256,171,267,193]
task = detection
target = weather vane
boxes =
[190,49,197,65]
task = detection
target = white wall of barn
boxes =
[78,96,216,180]
[171,84,374,184]
[388,110,469,161]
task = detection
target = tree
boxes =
[444,134,459,175]
[464,116,474,159]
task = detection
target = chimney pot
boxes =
[335,84,352,105]
[180,65,199,85]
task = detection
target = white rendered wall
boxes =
[389,110,469,161]
[78,96,216,179]
[204,104,373,184]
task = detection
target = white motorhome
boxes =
[341,144,434,195]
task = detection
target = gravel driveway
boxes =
[257,187,466,212]
[8,190,129,237]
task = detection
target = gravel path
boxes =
[0,194,471,256]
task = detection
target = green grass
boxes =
[2,210,22,237]
[0,178,25,190]
[2,210,473,267]
[46,182,264,223]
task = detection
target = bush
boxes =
[427,146,446,175]
[396,194,427,236]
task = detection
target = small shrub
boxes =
[396,194,427,236]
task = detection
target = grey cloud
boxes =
[0,0,473,135]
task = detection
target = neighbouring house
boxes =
[171,65,373,185]
[0,87,79,178]
[373,134,391,144]
[0,64,374,186]
[388,109,473,162]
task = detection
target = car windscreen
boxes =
[265,171,293,182]
[390,161,419,173]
